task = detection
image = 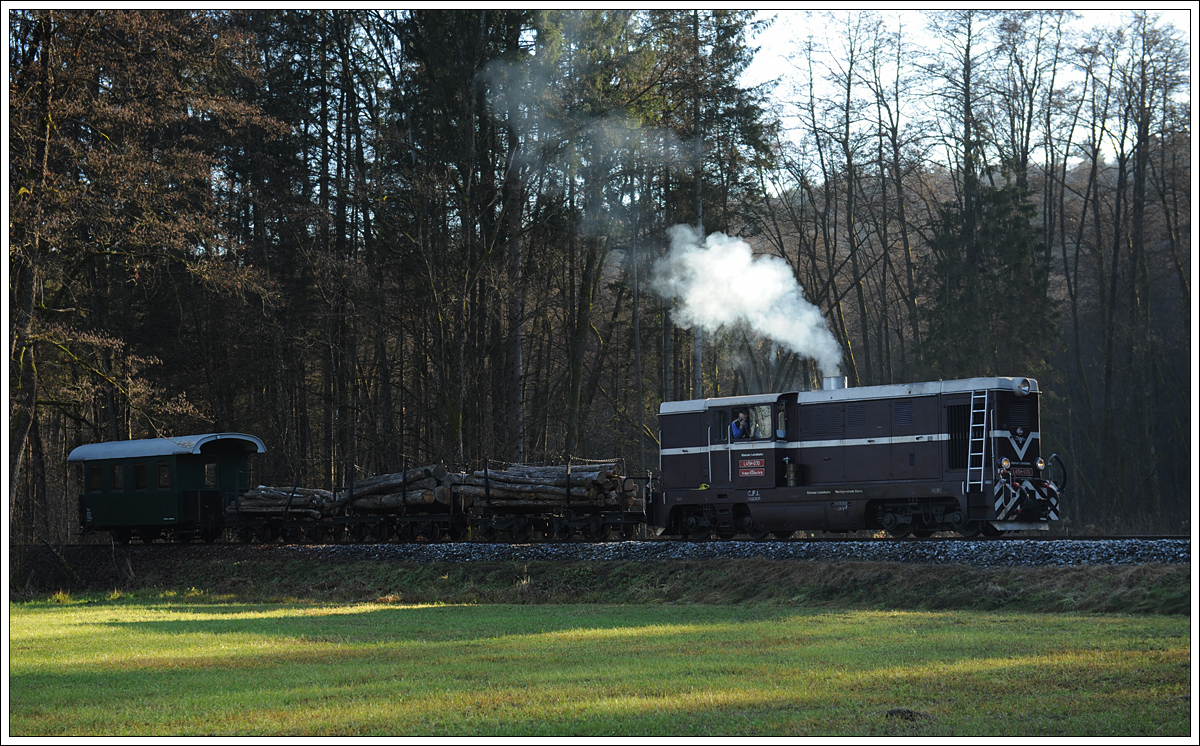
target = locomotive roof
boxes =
[659,377,1038,414]
[67,433,267,462]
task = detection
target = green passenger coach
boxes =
[69,432,266,543]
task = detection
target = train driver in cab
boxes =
[731,410,750,439]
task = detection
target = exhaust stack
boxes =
[823,375,848,391]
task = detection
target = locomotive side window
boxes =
[775,401,787,438]
[133,463,147,491]
[157,462,171,490]
[112,464,125,491]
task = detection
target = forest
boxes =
[8,9,1191,541]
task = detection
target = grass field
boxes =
[9,596,1191,737]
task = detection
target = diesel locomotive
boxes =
[650,375,1062,539]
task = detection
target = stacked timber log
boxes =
[343,464,453,512]
[450,463,640,511]
[236,486,335,519]
[234,462,640,517]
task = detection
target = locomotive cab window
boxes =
[744,404,772,440]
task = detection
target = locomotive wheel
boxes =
[747,529,770,541]
[885,524,912,539]
[956,521,983,538]
[912,529,935,538]
[686,526,712,541]
[771,531,793,540]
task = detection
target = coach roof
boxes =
[67,433,266,462]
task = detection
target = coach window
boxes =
[87,466,103,493]
[111,464,125,491]
[204,461,218,488]
[133,463,147,491]
[157,462,171,490]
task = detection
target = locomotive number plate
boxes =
[739,468,765,477]
[1011,467,1034,477]
[739,458,765,468]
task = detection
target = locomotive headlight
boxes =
[1000,457,1011,470]
[1036,457,1046,471]
[1012,377,1032,396]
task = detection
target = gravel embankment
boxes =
[268,537,1190,567]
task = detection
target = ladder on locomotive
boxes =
[966,391,988,491]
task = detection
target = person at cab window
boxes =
[731,410,750,439]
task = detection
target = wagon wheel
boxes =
[113,528,133,545]
[281,525,305,544]
[446,523,466,542]
[510,520,534,543]
[553,522,574,542]
[715,529,737,541]
[418,522,441,542]
[475,524,498,542]
[304,525,327,544]
[394,522,416,543]
[369,520,392,543]
[349,522,369,543]
[238,525,255,544]
[260,524,281,543]
[202,528,223,544]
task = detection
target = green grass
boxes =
[9,598,1191,737]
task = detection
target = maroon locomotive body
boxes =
[649,376,1062,538]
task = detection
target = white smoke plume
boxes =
[652,225,843,376]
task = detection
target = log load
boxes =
[232,462,641,518]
